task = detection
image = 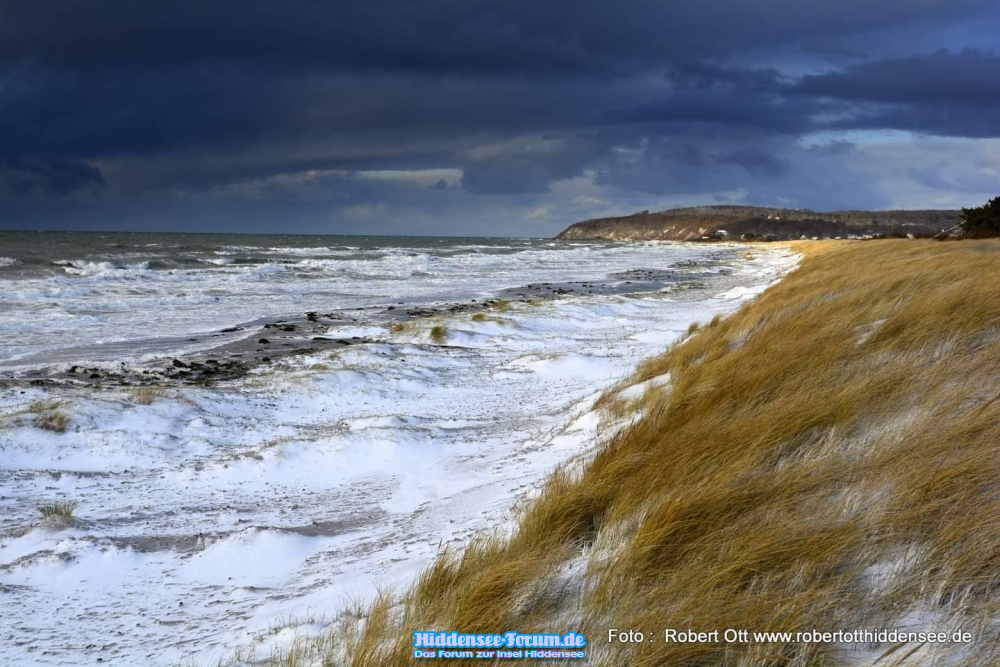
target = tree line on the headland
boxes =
[960,196,1000,238]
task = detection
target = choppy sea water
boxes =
[0,231,797,665]
[1,231,740,368]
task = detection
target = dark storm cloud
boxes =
[794,49,1000,137]
[591,132,878,202]
[461,160,553,195]
[2,0,999,232]
[797,49,1000,105]
[0,158,104,196]
[599,91,819,134]
[3,0,993,73]
[0,64,613,190]
[715,149,789,178]
[0,65,284,159]
[828,105,1000,139]
[460,133,610,195]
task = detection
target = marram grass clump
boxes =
[39,501,76,529]
[248,240,1000,667]
[30,399,71,432]
[429,324,449,344]
[128,385,162,405]
[471,313,513,326]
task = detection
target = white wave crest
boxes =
[60,260,151,276]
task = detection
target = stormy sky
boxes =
[2,1,999,236]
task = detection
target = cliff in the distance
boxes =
[555,205,960,241]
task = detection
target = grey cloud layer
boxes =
[2,0,998,232]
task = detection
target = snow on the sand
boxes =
[0,245,797,665]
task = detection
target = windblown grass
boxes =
[429,325,449,344]
[389,321,416,335]
[257,240,1000,666]
[488,299,513,312]
[471,313,513,326]
[128,385,162,405]
[39,501,76,529]
[29,399,71,432]
[390,320,452,344]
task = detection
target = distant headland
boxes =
[555,205,960,241]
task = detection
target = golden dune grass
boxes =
[429,325,449,344]
[38,500,76,530]
[254,240,1000,667]
[128,385,162,405]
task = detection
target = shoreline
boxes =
[0,245,743,388]
[0,242,797,665]
[305,238,1000,667]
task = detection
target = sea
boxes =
[0,231,796,665]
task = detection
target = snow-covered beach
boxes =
[0,234,795,664]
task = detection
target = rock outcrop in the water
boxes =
[555,205,959,241]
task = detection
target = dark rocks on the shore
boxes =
[5,257,725,393]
